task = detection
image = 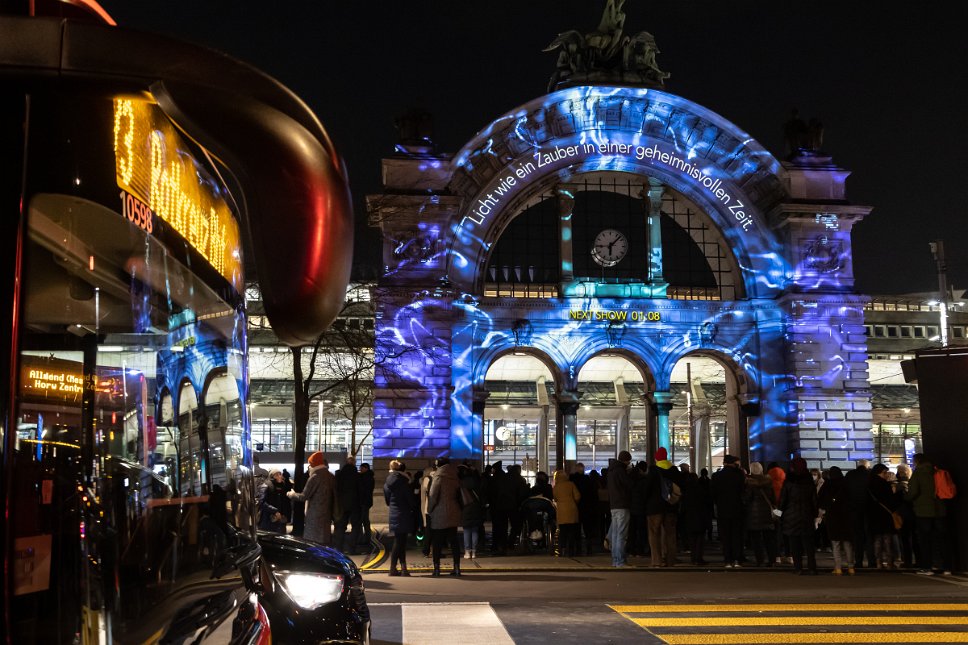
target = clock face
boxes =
[591,228,629,267]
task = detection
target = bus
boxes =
[1,3,353,642]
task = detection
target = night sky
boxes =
[96,0,968,295]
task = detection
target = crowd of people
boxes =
[259,450,957,577]
[254,452,375,555]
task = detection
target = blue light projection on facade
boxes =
[369,85,875,470]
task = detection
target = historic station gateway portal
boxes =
[367,14,873,473]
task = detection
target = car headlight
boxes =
[275,570,344,610]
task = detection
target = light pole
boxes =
[929,240,951,347]
[316,399,333,452]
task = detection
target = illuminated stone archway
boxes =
[370,85,875,470]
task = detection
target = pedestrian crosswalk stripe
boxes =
[611,603,968,612]
[634,616,968,627]
[661,634,968,644]
[401,603,515,644]
[609,604,968,645]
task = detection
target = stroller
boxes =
[519,495,556,553]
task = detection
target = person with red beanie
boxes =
[288,452,336,545]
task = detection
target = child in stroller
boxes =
[519,494,556,552]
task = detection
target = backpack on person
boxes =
[934,467,957,500]
[659,474,682,505]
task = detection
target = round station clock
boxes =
[591,228,629,267]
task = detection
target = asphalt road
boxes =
[363,570,968,644]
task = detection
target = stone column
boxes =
[643,178,667,291]
[535,376,550,473]
[557,186,575,289]
[614,377,631,457]
[555,390,581,470]
[652,391,674,454]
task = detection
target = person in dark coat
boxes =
[258,468,291,533]
[629,461,649,557]
[779,457,819,574]
[358,463,375,547]
[288,452,336,545]
[744,462,777,567]
[681,467,713,565]
[844,459,874,567]
[904,453,952,574]
[428,458,463,576]
[507,464,530,549]
[459,463,485,559]
[488,461,515,555]
[333,456,362,554]
[711,454,747,567]
[894,464,916,568]
[530,471,554,501]
[384,460,415,576]
[867,463,898,568]
[571,463,601,555]
[818,466,854,574]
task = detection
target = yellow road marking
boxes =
[636,616,968,627]
[661,634,968,644]
[610,603,968,613]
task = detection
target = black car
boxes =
[257,532,371,644]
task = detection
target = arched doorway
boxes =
[482,352,557,480]
[668,354,732,472]
[575,354,649,471]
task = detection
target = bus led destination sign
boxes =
[569,309,661,322]
[113,98,242,290]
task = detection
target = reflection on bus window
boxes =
[11,96,253,642]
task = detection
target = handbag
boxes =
[890,510,904,531]
[870,491,903,530]
[759,488,779,523]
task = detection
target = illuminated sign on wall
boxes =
[113,98,242,290]
[20,357,87,405]
[460,137,753,237]
[569,309,661,321]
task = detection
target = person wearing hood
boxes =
[779,457,819,574]
[384,460,416,576]
[428,457,463,577]
[258,468,292,533]
[712,454,747,567]
[287,452,336,545]
[744,462,777,567]
[553,469,581,557]
[644,447,681,567]
[606,450,635,567]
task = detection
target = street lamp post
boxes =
[929,240,951,347]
